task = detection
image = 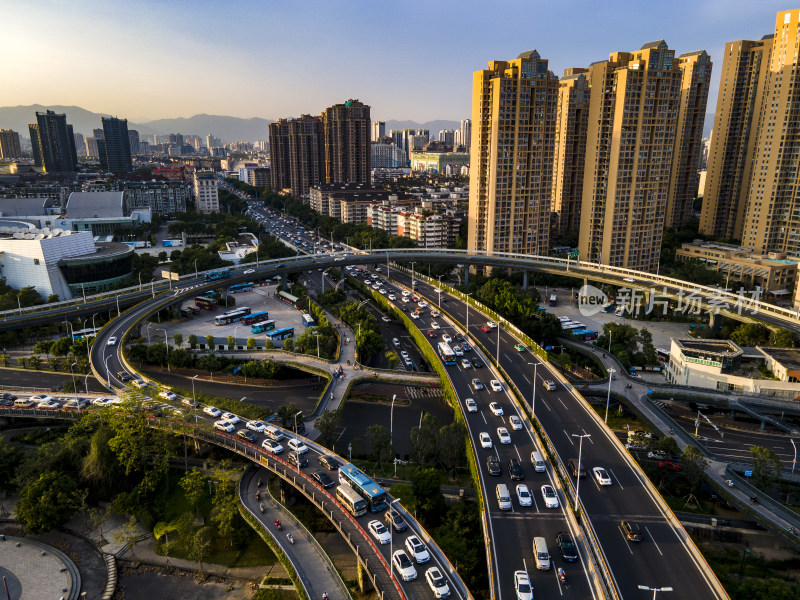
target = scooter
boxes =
[725,479,735,488]
[287,533,294,544]
[275,520,283,531]
[257,478,262,487]
[557,567,566,584]
[259,503,265,514]
[256,491,260,500]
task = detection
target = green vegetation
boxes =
[703,547,800,600]
[596,322,658,369]
[317,285,385,363]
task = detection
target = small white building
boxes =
[194,171,219,213]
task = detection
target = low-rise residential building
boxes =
[371,167,412,186]
[309,183,415,224]
[124,180,188,214]
[397,209,460,248]
[217,233,259,264]
[666,338,800,399]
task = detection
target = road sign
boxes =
[744,470,753,477]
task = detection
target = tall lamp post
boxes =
[605,368,616,423]
[465,292,473,334]
[390,394,397,477]
[496,323,501,365]
[791,439,797,475]
[637,586,673,600]
[69,361,77,392]
[314,331,321,358]
[572,433,591,511]
[527,362,538,419]
[191,375,199,423]
[437,276,443,306]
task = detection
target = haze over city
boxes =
[3,0,793,122]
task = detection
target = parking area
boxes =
[159,283,313,346]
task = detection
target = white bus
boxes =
[336,483,367,517]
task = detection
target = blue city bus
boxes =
[266,327,294,341]
[251,320,276,333]
[301,313,316,327]
[205,270,231,281]
[338,463,387,512]
[242,311,270,325]
[571,329,599,342]
[229,282,253,293]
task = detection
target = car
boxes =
[593,467,612,486]
[367,520,391,544]
[159,390,177,401]
[37,399,60,409]
[486,455,502,476]
[659,460,682,472]
[442,333,452,343]
[30,394,55,404]
[402,290,410,296]
[405,535,430,563]
[385,508,408,532]
[472,378,484,391]
[312,471,335,488]
[420,569,452,600]
[246,420,267,433]
[243,269,255,274]
[388,294,396,301]
[472,358,484,368]
[237,429,257,443]
[497,427,511,444]
[544,380,557,391]
[508,458,525,480]
[489,402,503,416]
[626,441,647,451]
[427,330,437,338]
[0,398,12,407]
[261,439,284,454]
[117,372,132,382]
[489,380,503,392]
[430,310,440,318]
[287,451,309,468]
[486,321,498,328]
[556,531,579,562]
[452,345,463,356]
[509,415,523,430]
[402,296,410,303]
[568,459,587,478]
[513,570,533,600]
[392,550,417,581]
[392,337,400,347]
[481,325,491,333]
[214,420,235,433]
[479,432,492,449]
[514,343,526,352]
[516,484,532,506]
[418,301,428,308]
[647,450,668,460]
[541,484,559,508]
[430,321,440,329]
[106,337,117,346]
[221,412,240,424]
[462,342,472,352]
[382,316,391,323]
[92,397,112,406]
[287,438,309,454]
[461,358,472,369]
[411,296,419,302]
[621,520,643,542]
[1,393,17,401]
[203,406,222,417]
[181,398,201,408]
[465,398,477,412]
[410,312,420,320]
[400,350,410,359]
[454,333,464,343]
[65,398,90,409]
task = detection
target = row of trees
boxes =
[596,323,658,369]
[318,288,385,363]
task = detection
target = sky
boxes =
[2,0,795,123]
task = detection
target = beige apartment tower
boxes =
[579,41,711,271]
[700,37,772,240]
[268,116,324,197]
[467,50,559,257]
[552,68,590,234]
[322,99,371,185]
[740,10,800,254]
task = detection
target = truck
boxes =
[121,240,152,249]
[549,294,558,307]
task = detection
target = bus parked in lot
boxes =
[251,320,276,333]
[301,313,316,327]
[242,311,269,325]
[194,296,217,310]
[266,327,294,341]
[214,307,252,326]
[229,282,253,293]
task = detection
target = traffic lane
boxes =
[0,368,108,393]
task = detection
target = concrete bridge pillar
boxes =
[340,267,345,283]
[730,409,736,420]
[761,420,767,430]
[709,312,720,329]
[523,271,529,290]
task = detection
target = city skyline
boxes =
[3,1,794,123]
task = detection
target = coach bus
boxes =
[242,311,269,325]
[229,282,253,293]
[338,463,387,513]
[335,484,367,517]
[266,327,294,341]
[251,320,276,334]
[437,342,457,365]
[301,313,316,327]
[194,296,216,310]
[214,308,252,326]
[71,327,99,342]
[204,270,231,282]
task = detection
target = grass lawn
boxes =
[588,403,648,434]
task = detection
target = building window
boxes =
[34,258,40,265]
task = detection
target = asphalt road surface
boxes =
[0,368,107,393]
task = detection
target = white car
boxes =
[514,570,533,600]
[367,520,391,544]
[159,391,177,401]
[392,550,418,581]
[497,427,511,444]
[30,395,55,404]
[402,290,410,296]
[106,337,117,346]
[489,380,503,392]
[425,567,451,599]
[472,378,484,391]
[461,358,472,369]
[430,310,440,318]
[489,402,504,416]
[486,321,498,329]
[402,296,410,303]
[479,432,493,449]
[203,406,222,417]
[400,350,410,359]
[593,467,612,486]
[388,294,396,301]
[37,399,60,409]
[405,535,430,563]
[431,321,441,330]
[221,412,240,424]
[541,484,559,509]
[214,420,235,433]
[442,333,452,343]
[261,439,284,454]
[382,316,391,323]
[287,438,308,454]
[516,484,532,507]
[509,415,523,431]
[418,301,428,308]
[465,398,477,413]
[392,338,400,347]
[92,397,112,406]
[410,312,420,320]
[243,269,255,274]
[246,420,266,433]
[544,380,557,391]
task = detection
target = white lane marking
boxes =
[564,430,574,445]
[617,525,634,555]
[481,412,488,425]
[522,374,531,384]
[515,446,522,461]
[645,526,664,556]
[608,469,624,490]
[558,397,568,411]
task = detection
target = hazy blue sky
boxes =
[3,1,794,123]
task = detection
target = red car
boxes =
[659,461,682,472]
[411,296,419,303]
[481,325,491,333]
[427,330,437,338]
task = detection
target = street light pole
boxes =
[605,368,616,423]
[465,292,472,334]
[390,394,396,477]
[496,323,501,365]
[69,361,77,392]
[572,433,591,511]
[791,439,797,475]
[437,276,442,306]
[194,259,199,279]
[637,586,673,600]
[528,362,538,419]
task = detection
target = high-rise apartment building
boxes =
[101,117,133,173]
[578,41,710,271]
[85,137,99,158]
[128,129,140,156]
[467,50,559,257]
[372,121,385,142]
[458,119,471,150]
[206,134,221,149]
[28,110,79,173]
[73,132,86,157]
[194,171,219,213]
[372,142,407,168]
[322,99,371,185]
[438,129,455,145]
[0,129,22,159]
[268,115,324,197]
[552,68,590,234]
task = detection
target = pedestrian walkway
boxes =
[239,466,350,600]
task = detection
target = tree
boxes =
[205,334,215,350]
[681,446,709,493]
[153,521,179,557]
[0,436,21,492]
[16,471,84,533]
[189,527,213,579]
[34,340,54,356]
[81,427,123,498]
[315,410,341,449]
[768,328,795,348]
[410,468,447,527]
[17,357,26,369]
[731,323,770,347]
[438,422,466,475]
[284,338,294,351]
[27,355,41,370]
[366,424,393,467]
[51,336,73,357]
[114,515,141,561]
[356,330,384,362]
[180,469,207,517]
[751,445,782,490]
[188,334,198,349]
[277,404,299,429]
[0,354,9,367]
[227,335,236,349]
[173,333,183,348]
[410,414,440,466]
[89,505,112,544]
[247,337,256,351]
[265,339,274,350]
